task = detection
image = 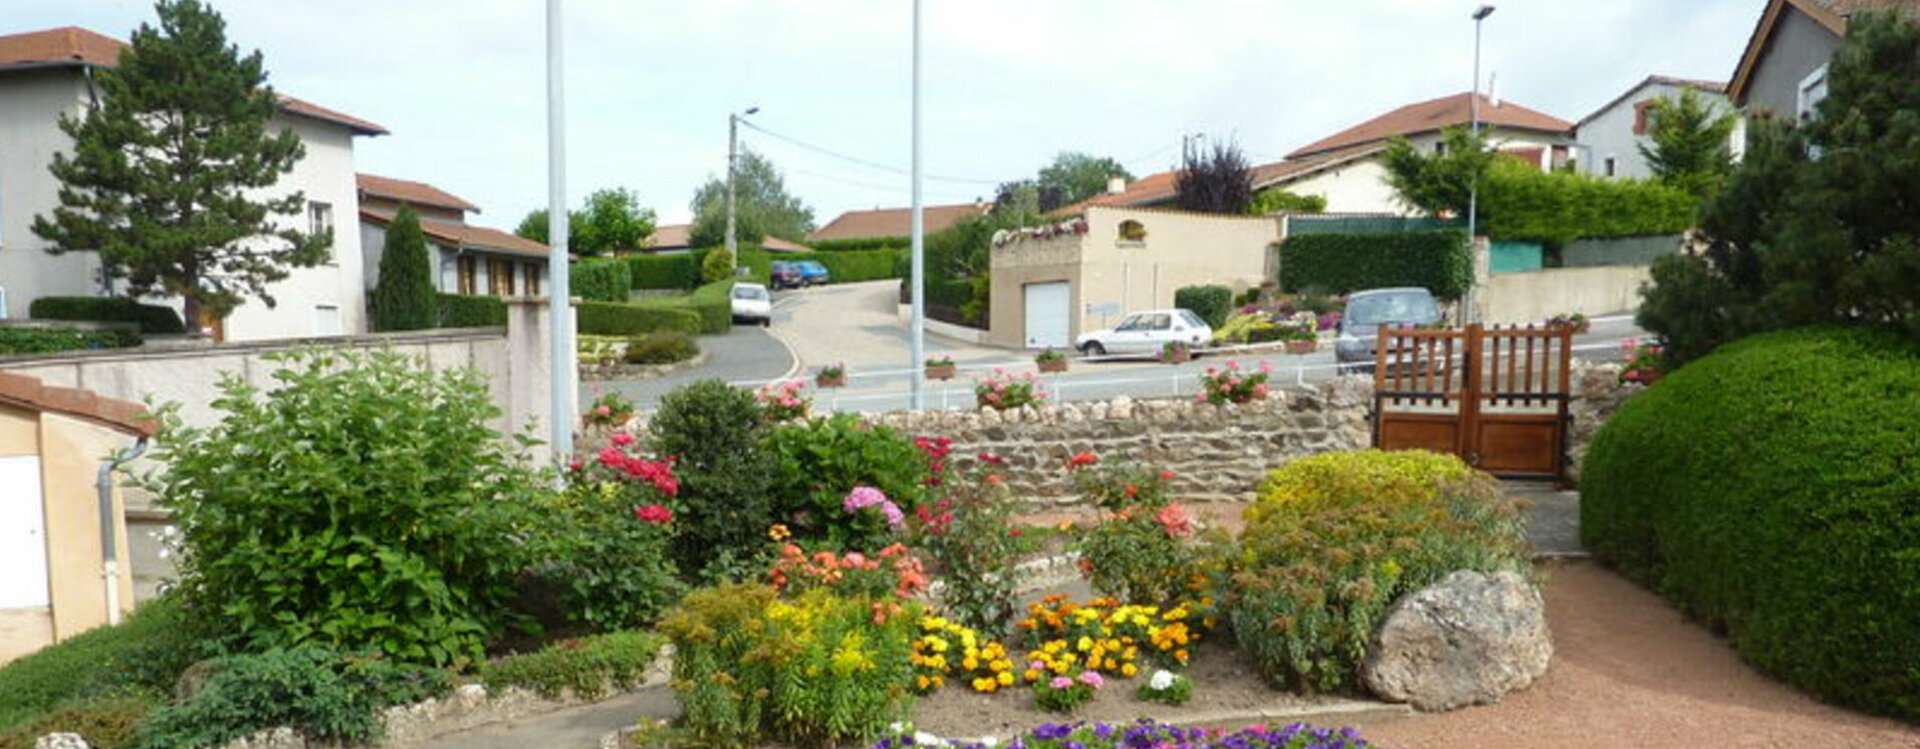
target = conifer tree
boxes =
[371,205,436,331]
[31,0,328,334]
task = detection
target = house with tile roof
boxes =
[0,26,385,340]
[357,174,554,298]
[1056,92,1574,218]
[1727,0,1920,119]
[642,224,811,254]
[808,202,991,243]
[1573,76,1738,181]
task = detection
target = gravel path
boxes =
[1353,560,1920,749]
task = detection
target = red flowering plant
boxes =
[1068,453,1197,607]
[754,379,812,422]
[908,453,1035,637]
[535,433,686,630]
[1618,337,1668,385]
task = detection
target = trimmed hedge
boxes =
[1581,327,1920,722]
[1173,285,1233,328]
[626,254,700,290]
[578,302,703,336]
[1280,229,1472,300]
[807,237,910,253]
[571,261,630,303]
[28,297,184,334]
[435,293,507,328]
[0,327,140,356]
[1482,159,1697,244]
[479,631,664,700]
[0,596,201,732]
[813,248,906,283]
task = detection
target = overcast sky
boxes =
[17,0,1760,232]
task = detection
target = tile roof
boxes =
[356,173,480,214]
[806,203,991,242]
[0,25,387,135]
[1285,92,1572,159]
[0,369,155,437]
[361,210,550,257]
[1051,143,1386,217]
[646,224,810,253]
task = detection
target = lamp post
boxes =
[546,0,574,464]
[909,0,926,410]
[726,106,760,263]
[1467,4,1494,325]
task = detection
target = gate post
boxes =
[1458,324,1484,467]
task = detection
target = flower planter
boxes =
[1285,339,1318,355]
[925,364,957,381]
[1160,351,1192,365]
[1037,359,1069,374]
[815,373,847,388]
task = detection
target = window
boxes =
[1797,64,1829,124]
[1117,220,1147,243]
[523,263,541,297]
[1434,141,1448,156]
[1632,100,1654,136]
[457,255,478,295]
[1143,313,1171,331]
[313,304,342,336]
[308,201,334,263]
[489,258,516,296]
[1604,157,1617,177]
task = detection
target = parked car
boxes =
[769,261,804,290]
[793,260,832,286]
[730,282,772,327]
[1334,287,1443,372]
[1074,309,1213,358]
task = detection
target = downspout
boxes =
[97,436,149,626]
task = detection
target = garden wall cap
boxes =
[0,370,156,436]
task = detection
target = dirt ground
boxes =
[1351,561,1920,749]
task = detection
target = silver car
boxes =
[1334,287,1442,371]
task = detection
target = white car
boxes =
[730,282,772,327]
[1074,309,1212,357]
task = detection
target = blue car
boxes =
[793,260,832,286]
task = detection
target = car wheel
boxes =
[1081,341,1107,357]
[762,318,771,328]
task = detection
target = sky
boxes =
[11,0,1762,232]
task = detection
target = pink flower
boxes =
[844,552,869,567]
[611,433,635,447]
[1077,670,1104,688]
[634,504,673,524]
[594,405,612,417]
[597,447,625,467]
[1050,676,1073,690]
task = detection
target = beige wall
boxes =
[989,207,1280,348]
[1282,157,1409,216]
[1480,266,1650,325]
[0,404,139,665]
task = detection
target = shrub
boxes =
[624,331,699,365]
[542,434,685,631]
[138,349,546,665]
[134,647,447,749]
[809,237,910,253]
[0,693,158,749]
[763,414,930,550]
[908,458,1033,637]
[435,293,507,327]
[28,297,184,334]
[647,380,774,581]
[1580,327,1920,721]
[813,249,905,283]
[661,584,918,749]
[1228,452,1526,693]
[0,595,204,733]
[1247,449,1475,519]
[571,260,631,303]
[0,327,140,355]
[1479,157,1697,244]
[371,205,437,331]
[1173,285,1233,328]
[1279,230,1471,300]
[700,247,737,283]
[577,301,703,337]
[479,631,665,700]
[626,254,700,290]
[1070,459,1194,607]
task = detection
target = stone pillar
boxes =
[502,297,566,465]
[1468,235,1492,324]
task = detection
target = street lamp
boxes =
[1466,4,1494,325]
[726,106,760,263]
[909,0,927,410]
[545,0,574,465]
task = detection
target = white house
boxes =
[1573,76,1738,179]
[0,26,387,340]
[356,173,551,297]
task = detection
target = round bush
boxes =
[625,331,700,365]
[1581,327,1920,722]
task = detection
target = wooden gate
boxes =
[1372,323,1573,483]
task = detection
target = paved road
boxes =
[584,324,794,409]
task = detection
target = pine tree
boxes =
[371,205,436,331]
[1638,87,1738,200]
[30,0,328,335]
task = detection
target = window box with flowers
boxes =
[583,390,635,428]
[925,355,957,381]
[1546,312,1591,334]
[1159,341,1192,364]
[1034,347,1069,373]
[815,363,848,388]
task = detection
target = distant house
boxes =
[357,174,551,298]
[807,203,991,243]
[0,26,387,339]
[1057,92,1574,217]
[642,224,810,255]
[1574,76,1737,179]
[1727,0,1920,120]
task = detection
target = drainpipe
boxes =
[97,436,149,626]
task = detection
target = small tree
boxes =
[370,205,435,331]
[32,0,329,333]
[700,246,736,283]
[1174,141,1255,214]
[1037,152,1135,207]
[688,150,815,247]
[1639,87,1738,200]
[1380,127,1497,217]
[512,187,657,257]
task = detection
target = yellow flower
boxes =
[962,656,979,671]
[1023,668,1042,682]
[1076,636,1093,651]
[916,675,931,689]
[997,671,1014,686]
[768,524,792,541]
[1122,663,1139,677]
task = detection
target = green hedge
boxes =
[0,596,201,732]
[1581,327,1920,722]
[570,261,629,303]
[1174,285,1233,328]
[28,297,184,334]
[480,631,664,700]
[1482,159,1697,244]
[807,237,910,253]
[0,327,141,356]
[577,301,703,336]
[1280,229,1472,300]
[814,248,906,283]
[435,293,507,328]
[626,254,701,290]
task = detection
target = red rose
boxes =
[635,504,674,524]
[611,433,635,447]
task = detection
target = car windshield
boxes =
[732,286,767,301]
[1345,291,1441,327]
[799,262,827,272]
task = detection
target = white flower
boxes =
[889,722,907,734]
[1149,669,1176,691]
[914,732,942,746]
[978,736,1000,747]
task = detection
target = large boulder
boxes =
[1362,569,1552,712]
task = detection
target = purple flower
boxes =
[844,485,888,512]
[1032,723,1073,740]
[1049,676,1073,690]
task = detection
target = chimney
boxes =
[1106,176,1127,195]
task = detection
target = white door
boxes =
[1023,282,1071,349]
[0,456,50,609]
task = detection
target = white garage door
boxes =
[0,456,49,609]
[1023,282,1071,349]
